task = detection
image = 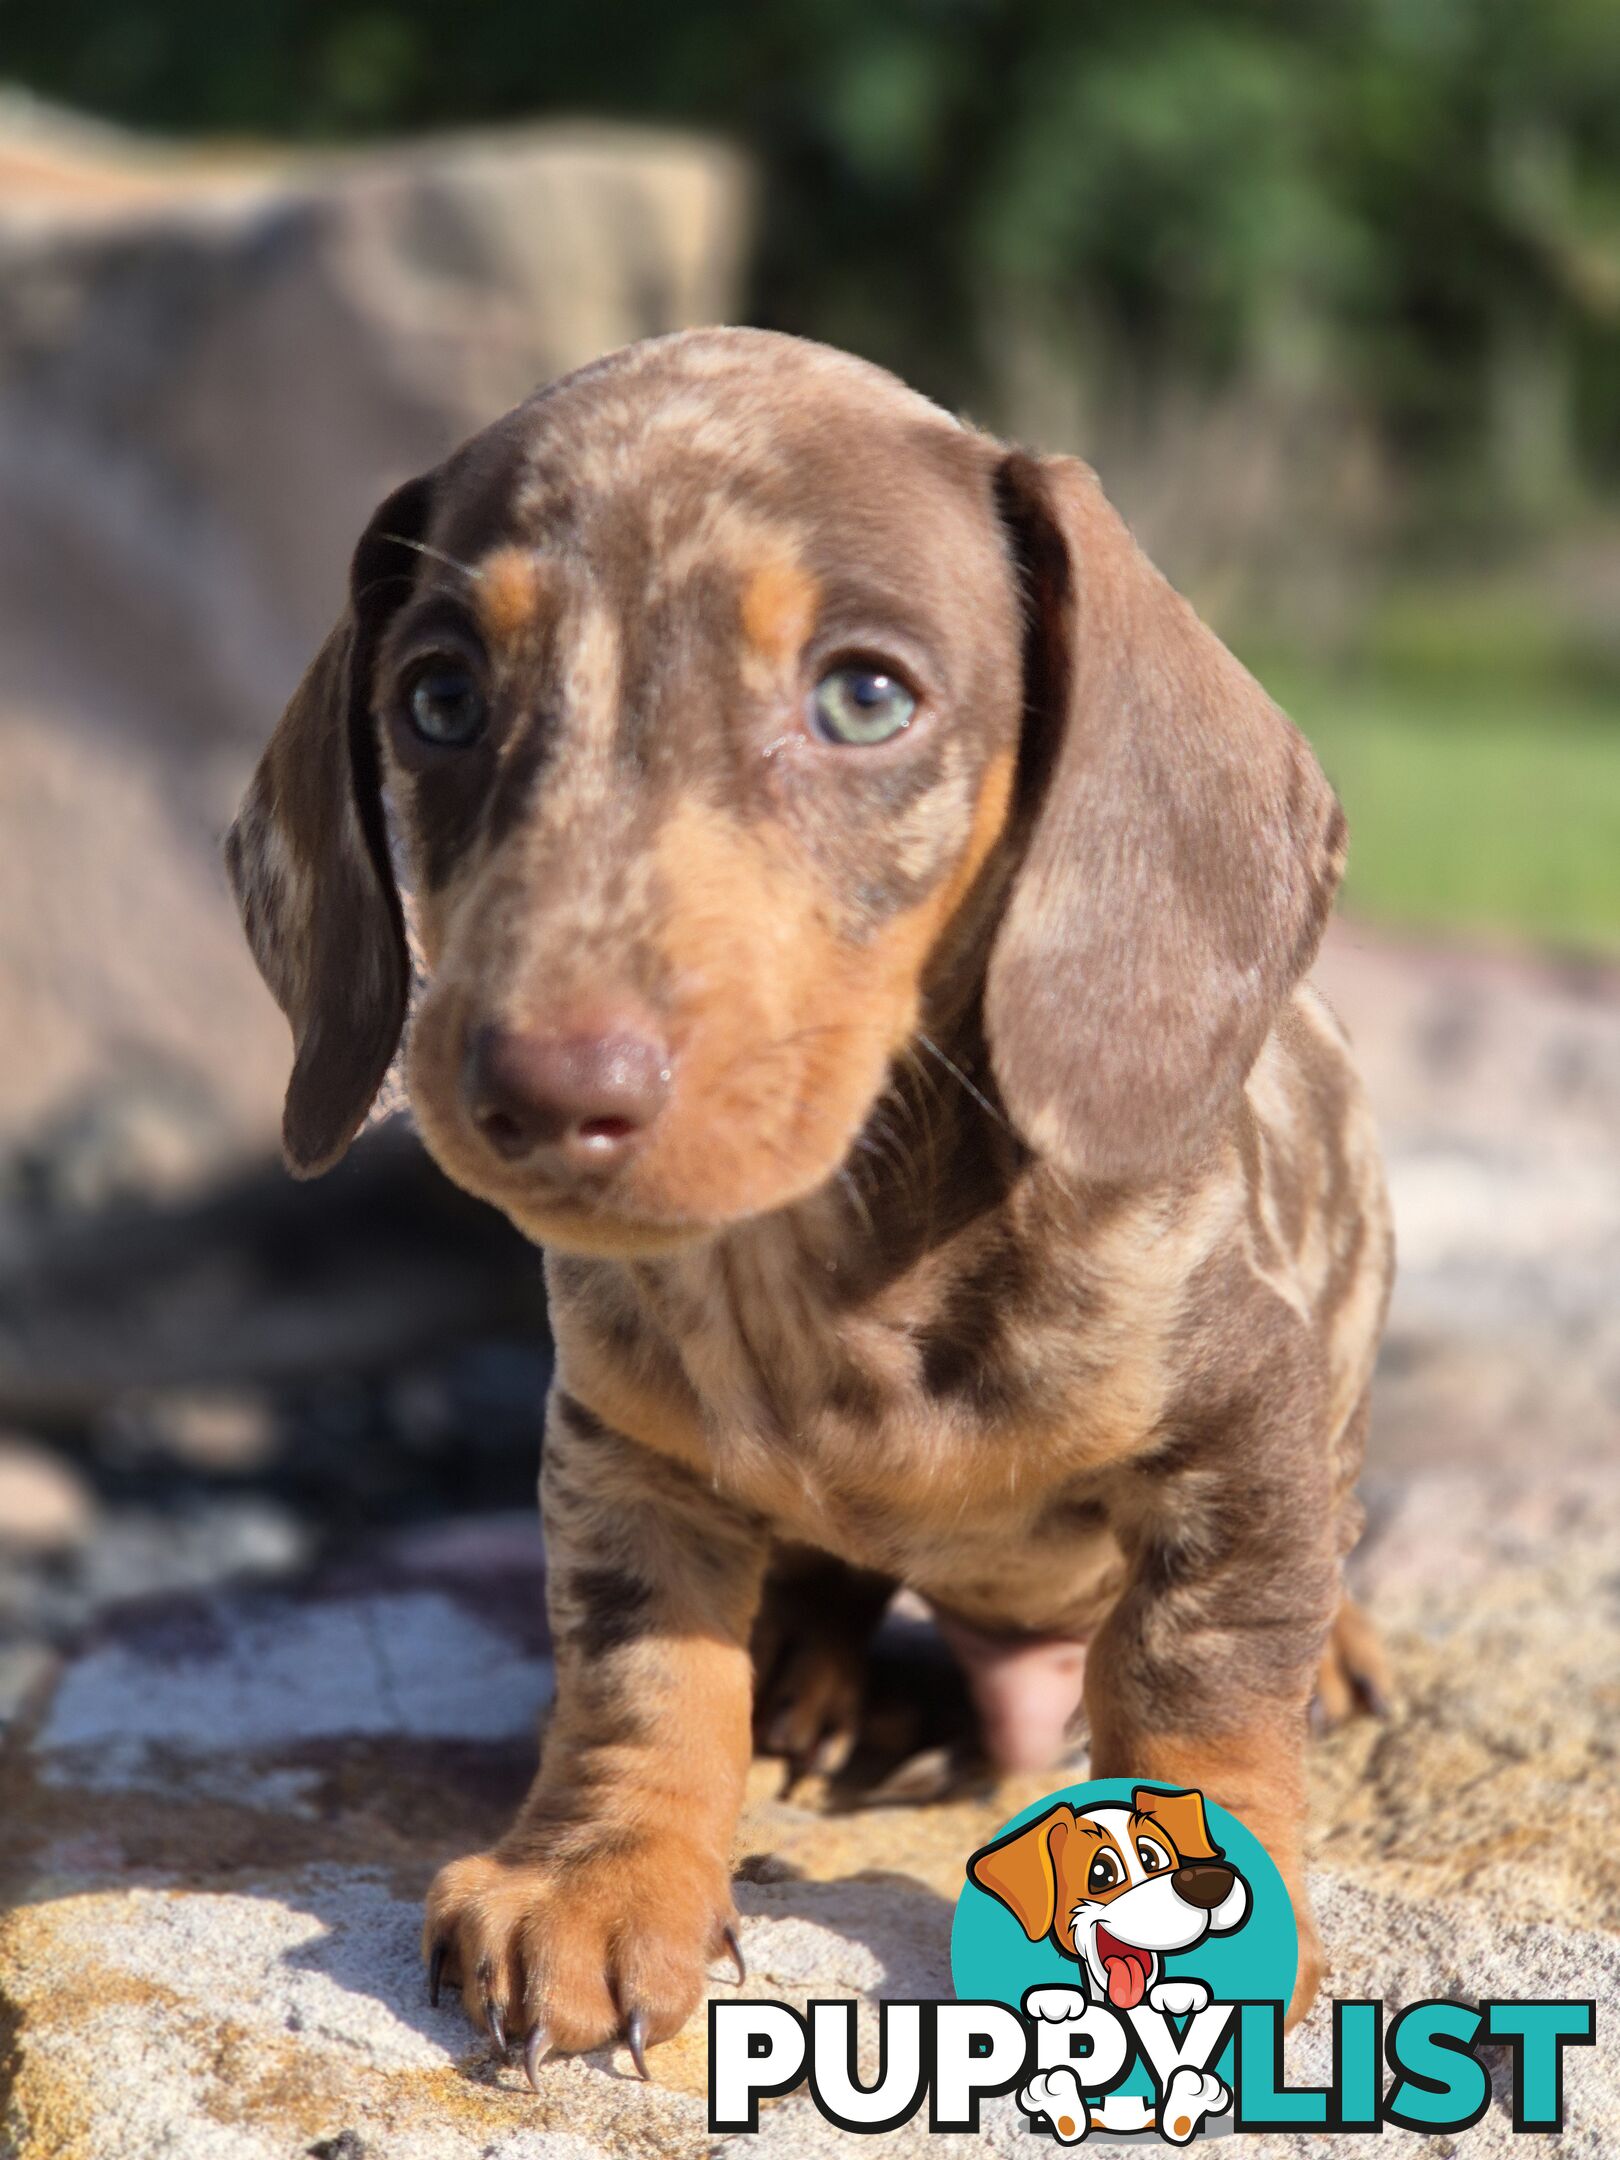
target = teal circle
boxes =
[950,1779,1296,2103]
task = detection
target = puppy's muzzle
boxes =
[1170,1863,1236,1911]
[463,1014,671,1176]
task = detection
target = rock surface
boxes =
[0,1441,91,1553]
[2,926,1618,2155]
[1316,926,1620,1481]
[2,1461,1615,2156]
[0,97,748,1163]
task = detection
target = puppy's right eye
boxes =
[1087,1851,1122,1894]
[809,663,916,746]
[405,662,487,749]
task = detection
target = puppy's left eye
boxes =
[1087,1851,1122,1895]
[405,662,487,749]
[810,664,916,746]
[1136,1838,1171,1875]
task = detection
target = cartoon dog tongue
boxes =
[1097,1929,1151,2009]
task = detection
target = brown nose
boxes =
[463,1019,670,1171]
[1171,1863,1236,1911]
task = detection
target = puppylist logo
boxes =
[964,1781,1260,2141]
[709,1779,1596,2142]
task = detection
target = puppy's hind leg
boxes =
[1312,1594,1393,1731]
[751,1544,895,1792]
[1312,1382,1393,1731]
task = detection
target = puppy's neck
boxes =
[644,1003,1027,1329]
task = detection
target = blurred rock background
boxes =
[0,89,747,1700]
[0,9,1616,2152]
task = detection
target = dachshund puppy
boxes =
[227,328,1393,2073]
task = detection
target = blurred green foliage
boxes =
[1264,649,1620,950]
[12,0,1620,947]
[12,0,1620,506]
[1253,565,1620,949]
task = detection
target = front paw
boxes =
[423,1830,739,2076]
[1147,1977,1211,2017]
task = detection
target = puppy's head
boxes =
[229,329,1343,1252]
[968,1788,1249,2007]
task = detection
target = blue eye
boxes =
[810,664,917,746]
[406,662,487,748]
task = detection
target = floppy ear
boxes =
[225,474,434,1177]
[967,1804,1075,1941]
[1132,1785,1222,1864]
[987,452,1347,1183]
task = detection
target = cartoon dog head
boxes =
[968,1786,1250,2009]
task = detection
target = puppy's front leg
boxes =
[1088,1431,1338,2027]
[425,1391,766,2069]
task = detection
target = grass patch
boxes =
[1253,658,1620,954]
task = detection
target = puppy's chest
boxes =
[633,1213,1166,1578]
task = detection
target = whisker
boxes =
[898,1043,948,1113]
[916,1031,1013,1133]
[380,533,486,581]
[836,1166,876,1242]
[852,1114,915,1201]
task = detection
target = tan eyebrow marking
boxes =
[739,555,818,670]
[477,546,549,643]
